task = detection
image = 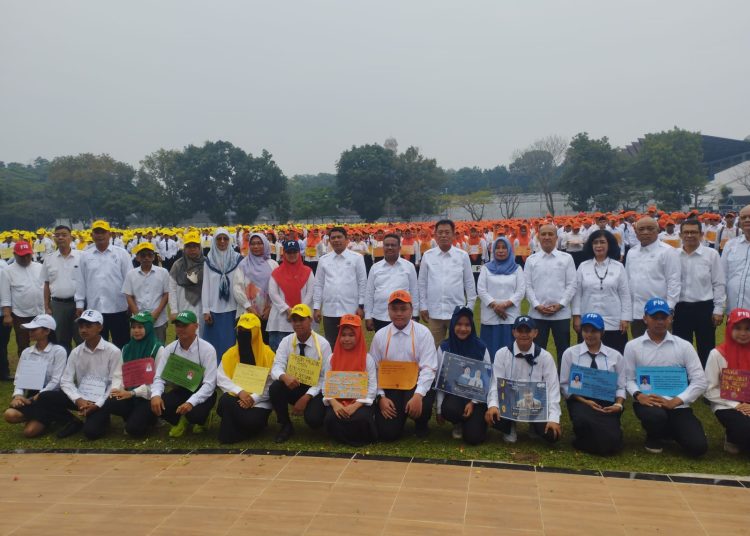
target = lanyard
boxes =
[292,333,322,361]
[384,323,416,360]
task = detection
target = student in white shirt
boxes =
[42,225,81,353]
[716,211,740,253]
[232,232,278,344]
[658,221,681,249]
[370,290,438,440]
[625,298,708,456]
[267,241,314,350]
[122,242,170,343]
[3,314,66,438]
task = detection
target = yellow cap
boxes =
[91,220,111,232]
[133,242,155,254]
[290,304,312,318]
[182,232,201,245]
[236,313,261,331]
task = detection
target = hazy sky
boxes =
[2,1,748,176]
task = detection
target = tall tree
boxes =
[336,144,397,221]
[392,146,447,220]
[510,135,567,215]
[0,158,53,229]
[559,133,621,212]
[288,173,340,221]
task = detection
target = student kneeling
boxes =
[560,313,625,455]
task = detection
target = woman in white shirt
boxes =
[572,230,631,354]
[232,233,278,344]
[477,237,525,359]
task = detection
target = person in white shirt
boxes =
[524,223,577,362]
[716,211,740,253]
[300,227,325,274]
[42,225,81,353]
[485,316,562,444]
[232,232,278,344]
[3,314,66,438]
[75,220,133,348]
[365,233,419,333]
[33,230,54,262]
[625,217,682,339]
[157,232,180,271]
[1,240,44,364]
[168,232,204,333]
[658,221,681,249]
[625,298,708,456]
[477,237,525,358]
[418,219,477,346]
[122,243,170,343]
[370,290,438,440]
[34,309,123,440]
[572,230,631,354]
[673,218,726,367]
[560,313,626,456]
[312,226,367,348]
[722,204,750,312]
[563,225,586,267]
[268,304,331,443]
[150,310,218,437]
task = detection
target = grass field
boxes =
[1,303,748,476]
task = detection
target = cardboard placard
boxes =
[435,352,491,401]
[720,369,750,403]
[635,366,688,397]
[232,363,270,395]
[567,364,617,402]
[14,359,47,391]
[122,357,156,389]
[324,371,368,399]
[161,353,204,392]
[378,360,418,390]
[498,378,548,422]
[286,353,323,387]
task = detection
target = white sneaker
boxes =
[452,423,463,439]
[724,438,741,455]
[502,423,517,443]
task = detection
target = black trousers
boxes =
[441,394,488,446]
[216,393,272,444]
[322,316,341,348]
[34,390,111,440]
[715,409,750,452]
[673,300,714,367]
[567,399,623,456]
[103,396,156,438]
[534,318,570,362]
[324,404,377,446]
[268,380,326,428]
[375,388,435,441]
[632,403,708,457]
[372,319,391,332]
[0,320,10,377]
[492,417,559,443]
[160,387,217,426]
[101,311,131,349]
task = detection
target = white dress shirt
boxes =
[721,234,750,312]
[572,259,631,330]
[0,261,44,317]
[61,337,123,407]
[625,240,682,316]
[365,257,419,322]
[487,343,561,423]
[477,266,525,326]
[270,331,332,397]
[369,320,438,397]
[75,245,132,313]
[13,342,68,397]
[417,246,477,320]
[524,248,577,321]
[122,266,170,327]
[624,332,707,407]
[678,245,725,314]
[559,342,626,400]
[151,337,218,407]
[41,249,80,299]
[703,349,742,412]
[267,272,315,333]
[216,358,273,409]
[201,266,240,316]
[313,249,367,317]
[320,353,378,406]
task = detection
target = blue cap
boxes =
[282,240,300,252]
[644,297,671,316]
[580,313,605,331]
[513,316,536,329]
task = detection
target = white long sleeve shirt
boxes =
[122,266,170,327]
[571,259,631,330]
[75,245,132,313]
[270,331,332,396]
[365,258,419,322]
[703,349,742,412]
[267,272,315,333]
[41,249,80,299]
[201,266,240,316]
[559,342,626,400]
[320,353,378,406]
[524,248,577,321]
[721,234,750,312]
[312,249,367,317]
[625,240,682,316]
[0,261,44,317]
[13,342,68,397]
[476,266,525,326]
[623,332,707,407]
[61,338,123,407]
[151,337,218,407]
[417,246,477,320]
[678,245,725,314]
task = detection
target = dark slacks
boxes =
[632,403,708,457]
[101,311,130,349]
[324,404,377,446]
[372,319,391,333]
[0,320,10,377]
[567,399,623,456]
[630,320,647,339]
[322,316,341,348]
[217,393,272,444]
[492,417,559,443]
[715,409,750,452]
[534,318,570,362]
[160,387,217,426]
[441,393,488,445]
[673,300,715,367]
[103,396,156,438]
[375,388,435,441]
[268,380,326,428]
[11,314,34,356]
[34,390,111,440]
[50,298,80,354]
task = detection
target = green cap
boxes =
[130,311,154,324]
[172,310,198,324]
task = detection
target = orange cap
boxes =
[339,314,362,328]
[388,290,412,304]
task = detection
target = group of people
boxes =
[2,207,750,458]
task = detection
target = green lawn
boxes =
[2,305,748,477]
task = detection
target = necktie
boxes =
[299,343,306,356]
[515,353,536,367]
[587,351,598,370]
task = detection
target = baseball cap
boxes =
[339,314,361,328]
[388,290,412,304]
[580,313,605,331]
[644,297,671,316]
[173,310,198,324]
[76,309,104,324]
[236,312,261,330]
[283,240,300,252]
[289,303,312,318]
[13,241,32,256]
[183,232,201,245]
[22,314,57,331]
[513,316,537,329]
[130,311,154,324]
[91,220,111,232]
[133,242,155,255]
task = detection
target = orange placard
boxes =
[305,246,317,258]
[516,245,531,257]
[401,244,414,256]
[705,231,717,242]
[372,247,384,258]
[378,361,419,390]
[663,238,680,248]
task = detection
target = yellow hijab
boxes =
[220,313,275,378]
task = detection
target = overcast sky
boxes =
[1,0,748,176]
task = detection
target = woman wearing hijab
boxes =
[202,228,243,360]
[321,314,377,446]
[267,241,315,350]
[216,313,276,443]
[169,232,205,332]
[477,237,525,358]
[233,232,278,344]
[435,307,492,444]
[705,308,750,454]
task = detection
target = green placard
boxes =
[161,353,204,392]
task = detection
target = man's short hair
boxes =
[383,233,400,244]
[680,218,702,232]
[434,219,455,232]
[54,225,72,233]
[329,226,347,238]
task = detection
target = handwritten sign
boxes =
[14,359,47,391]
[286,353,322,387]
[324,371,368,399]
[720,369,750,403]
[372,247,384,258]
[0,249,12,260]
[78,376,108,401]
[436,352,491,401]
[567,364,618,402]
[232,363,270,395]
[515,245,531,257]
[635,366,688,397]
[378,360,418,390]
[122,357,156,389]
[162,353,204,392]
[498,378,548,422]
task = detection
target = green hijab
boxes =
[122,311,163,363]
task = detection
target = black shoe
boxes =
[415,424,430,438]
[57,419,83,439]
[645,438,663,454]
[0,374,12,382]
[274,423,294,443]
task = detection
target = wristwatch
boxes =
[633,391,642,400]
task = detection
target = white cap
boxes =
[76,309,104,324]
[21,314,56,331]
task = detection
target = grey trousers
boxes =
[50,299,80,353]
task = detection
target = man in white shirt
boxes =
[0,260,9,380]
[42,225,81,353]
[418,219,477,345]
[122,242,170,343]
[524,223,577,361]
[313,226,367,348]
[722,204,750,312]
[33,229,54,262]
[625,217,681,338]
[716,211,740,253]
[75,220,133,348]
[673,219,725,367]
[365,233,419,332]
[370,290,437,440]
[625,298,708,456]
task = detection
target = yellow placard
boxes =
[33,244,46,253]
[0,249,12,260]
[516,245,531,257]
[286,353,323,387]
[378,360,419,390]
[615,233,623,244]
[305,246,317,258]
[232,363,270,395]
[324,371,368,399]
[401,245,414,256]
